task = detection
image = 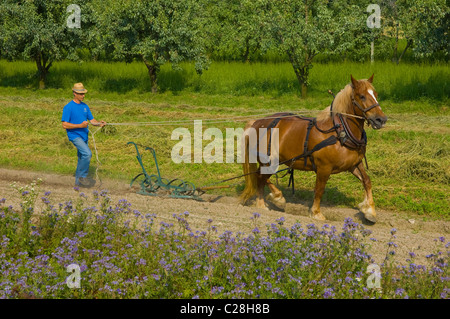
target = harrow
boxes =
[127,142,205,201]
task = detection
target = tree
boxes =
[381,0,448,64]
[205,0,269,63]
[264,0,362,98]
[0,0,85,88]
[93,0,209,93]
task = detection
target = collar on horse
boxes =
[329,90,370,151]
[262,90,371,184]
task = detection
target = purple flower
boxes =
[395,288,406,296]
[252,212,261,219]
[323,288,335,299]
[136,258,146,266]
[252,227,260,234]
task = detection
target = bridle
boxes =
[350,89,380,125]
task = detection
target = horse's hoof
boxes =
[364,213,377,224]
[310,211,326,221]
[255,203,269,211]
[266,193,286,210]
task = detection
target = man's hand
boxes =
[80,121,89,128]
[89,119,106,127]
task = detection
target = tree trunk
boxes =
[370,41,374,63]
[292,65,308,99]
[142,56,159,93]
[397,39,413,65]
[301,83,307,99]
[391,23,399,63]
[288,53,309,99]
[242,38,250,63]
[35,52,52,89]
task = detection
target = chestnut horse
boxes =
[240,75,387,223]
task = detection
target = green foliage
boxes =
[381,0,449,64]
[204,0,269,62]
[395,0,448,59]
[0,0,86,87]
[92,0,209,92]
[0,0,447,93]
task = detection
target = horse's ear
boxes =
[368,73,374,83]
[350,75,358,88]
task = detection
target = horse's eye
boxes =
[360,95,366,101]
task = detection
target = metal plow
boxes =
[127,142,205,201]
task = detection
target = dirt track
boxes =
[1,167,448,266]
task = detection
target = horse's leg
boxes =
[255,174,270,209]
[351,162,376,223]
[310,168,331,221]
[265,178,286,210]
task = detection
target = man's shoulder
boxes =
[63,100,89,109]
[63,100,76,109]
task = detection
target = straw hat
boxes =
[72,82,88,94]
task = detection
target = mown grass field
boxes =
[0,60,449,220]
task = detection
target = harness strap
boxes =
[266,114,289,156]
[303,120,315,168]
[288,135,338,172]
[288,169,295,194]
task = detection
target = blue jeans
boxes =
[71,137,92,184]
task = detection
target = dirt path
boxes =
[1,168,448,266]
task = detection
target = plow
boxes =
[127,142,207,201]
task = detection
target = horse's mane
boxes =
[317,84,354,122]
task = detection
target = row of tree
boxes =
[0,0,448,96]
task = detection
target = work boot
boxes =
[76,177,96,188]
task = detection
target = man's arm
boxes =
[62,121,88,129]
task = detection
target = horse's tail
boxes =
[240,122,258,205]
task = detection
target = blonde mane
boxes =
[317,84,354,122]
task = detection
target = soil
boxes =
[1,167,448,267]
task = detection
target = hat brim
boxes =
[73,89,88,93]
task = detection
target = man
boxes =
[62,83,106,187]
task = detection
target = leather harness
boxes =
[262,92,378,193]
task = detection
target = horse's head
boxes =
[350,74,388,129]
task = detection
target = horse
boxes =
[239,74,388,223]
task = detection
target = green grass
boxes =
[0,60,449,220]
[1,59,449,103]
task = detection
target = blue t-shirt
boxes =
[61,100,94,142]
